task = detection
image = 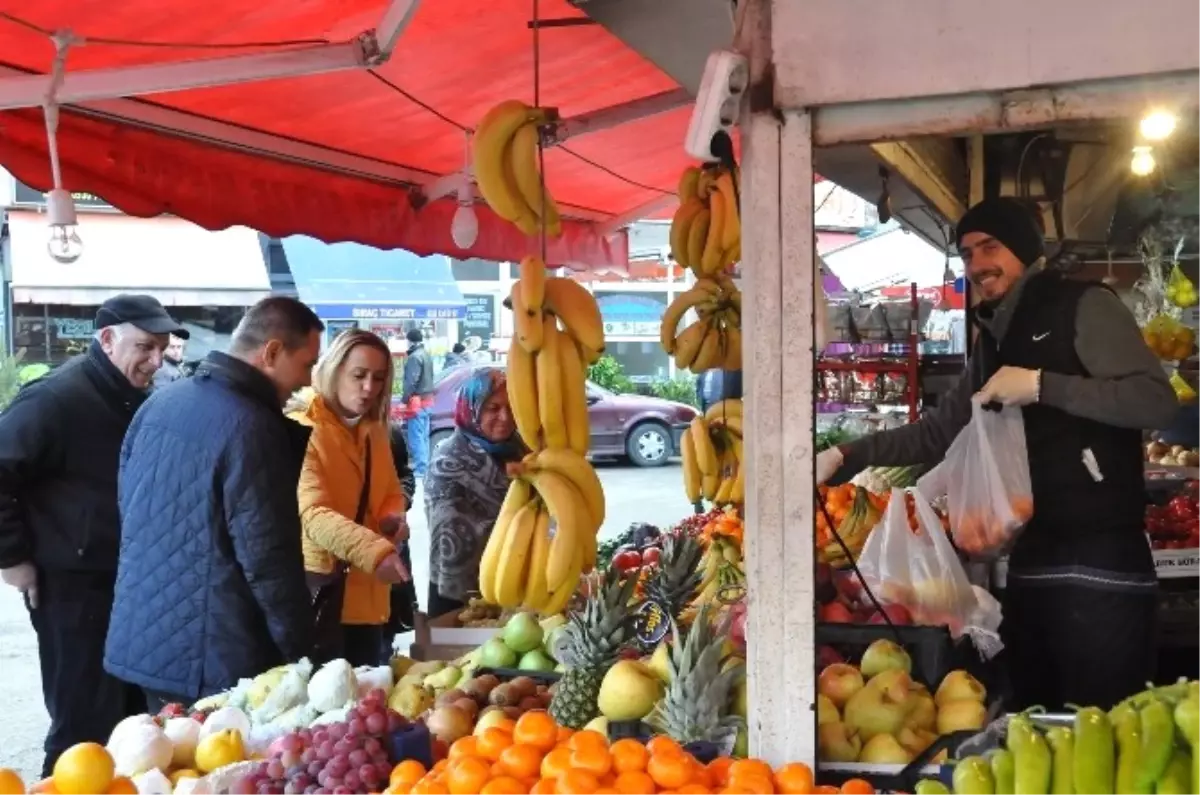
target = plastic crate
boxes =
[606,720,722,763]
[387,722,433,769]
[816,623,975,689]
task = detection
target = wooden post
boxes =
[740,0,818,764]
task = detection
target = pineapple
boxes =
[648,603,744,750]
[548,567,637,729]
[645,533,704,621]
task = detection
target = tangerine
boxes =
[566,730,608,752]
[52,743,114,795]
[838,780,874,795]
[773,763,814,795]
[679,786,713,794]
[446,756,492,795]
[104,778,137,795]
[555,726,575,746]
[609,739,649,774]
[647,753,693,790]
[0,770,25,795]
[477,728,515,761]
[530,778,557,795]
[556,769,600,794]
[614,771,657,794]
[391,761,429,791]
[732,775,776,795]
[540,747,573,781]
[411,780,451,795]
[707,758,735,788]
[728,760,773,784]
[645,736,682,757]
[513,712,559,753]
[449,736,480,760]
[570,744,612,779]
[498,744,545,780]
[813,787,841,795]
[480,775,528,794]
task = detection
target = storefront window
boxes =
[606,340,670,384]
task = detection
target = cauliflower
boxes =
[267,703,321,733]
[250,659,313,724]
[162,717,202,768]
[354,666,394,700]
[310,707,350,727]
[198,706,251,742]
[109,721,173,777]
[132,768,172,795]
[307,659,357,713]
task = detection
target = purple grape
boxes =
[284,782,305,795]
[371,750,390,767]
[373,760,392,780]
[329,756,351,777]
[316,741,334,762]
[306,788,322,795]
[340,771,360,793]
[230,775,258,795]
[282,750,303,769]
[323,774,343,789]
[361,738,382,756]
[307,761,324,779]
[286,765,305,780]
[359,764,379,789]
[368,687,388,703]
[266,760,285,780]
[347,718,366,737]
[347,749,368,768]
[364,712,387,736]
[298,729,314,745]
[255,763,270,778]
[312,729,330,747]
[347,706,363,721]
[386,711,405,733]
[333,788,353,795]
[300,748,317,766]
[282,734,303,754]
[327,724,347,741]
[333,740,352,757]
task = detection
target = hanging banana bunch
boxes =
[680,399,744,507]
[670,164,741,277]
[473,101,563,237]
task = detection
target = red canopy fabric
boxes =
[0,1,711,269]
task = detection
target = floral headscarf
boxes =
[453,369,521,458]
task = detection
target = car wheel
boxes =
[626,422,671,467]
[430,429,453,452]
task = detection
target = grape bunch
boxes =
[229,689,409,795]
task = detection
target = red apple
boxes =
[819,602,854,623]
[817,645,844,669]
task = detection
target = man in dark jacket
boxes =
[817,197,1178,711]
[151,333,187,390]
[0,294,186,775]
[402,328,435,478]
[105,297,324,706]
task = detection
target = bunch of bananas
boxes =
[680,399,744,507]
[817,486,882,567]
[473,101,563,237]
[660,273,743,373]
[680,536,746,624]
[480,258,608,609]
[670,164,741,277]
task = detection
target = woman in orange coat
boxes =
[289,330,411,666]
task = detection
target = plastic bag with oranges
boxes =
[1143,314,1197,361]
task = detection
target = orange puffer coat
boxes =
[292,394,407,626]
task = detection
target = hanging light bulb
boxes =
[450,131,478,249]
[46,187,83,263]
[1139,110,1177,142]
[1130,145,1156,177]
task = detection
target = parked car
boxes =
[393,364,697,466]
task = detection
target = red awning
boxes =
[0,1,719,270]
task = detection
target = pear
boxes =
[934,670,987,707]
[859,733,913,765]
[860,639,912,679]
[817,694,840,726]
[936,698,987,734]
[647,642,672,683]
[584,716,609,735]
[597,660,664,721]
[817,721,862,763]
[903,690,937,732]
[898,726,938,757]
[843,671,913,741]
[502,612,544,654]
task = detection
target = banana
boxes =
[541,542,582,615]
[521,504,552,611]
[691,277,724,299]
[473,101,542,224]
[669,199,705,270]
[730,454,745,504]
[725,241,742,266]
[673,318,711,370]
[506,336,541,448]
[557,335,590,456]
[577,342,602,366]
[714,475,734,505]
[715,170,741,252]
[701,190,726,275]
[542,277,606,355]
[711,413,743,438]
[686,208,711,271]
[678,166,702,202]
[479,479,533,603]
[660,288,718,355]
[704,399,743,423]
[510,121,563,237]
[696,169,716,199]
[689,324,725,372]
[690,417,718,477]
[495,497,539,606]
[721,324,743,370]
[528,447,605,531]
[536,317,569,449]
[518,254,547,313]
[510,282,544,353]
[528,470,589,591]
[680,427,702,503]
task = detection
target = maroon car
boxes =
[396,364,697,467]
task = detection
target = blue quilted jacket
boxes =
[105,352,314,699]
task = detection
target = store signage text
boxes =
[14,182,114,210]
[310,304,466,321]
[1153,548,1199,579]
[52,317,95,340]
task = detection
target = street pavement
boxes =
[0,461,692,781]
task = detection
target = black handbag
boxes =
[307,439,372,665]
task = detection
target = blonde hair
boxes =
[311,329,395,423]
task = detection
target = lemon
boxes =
[194,729,245,774]
[52,743,115,795]
[0,769,26,795]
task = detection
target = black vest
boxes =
[974,274,1151,575]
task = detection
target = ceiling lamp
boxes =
[1130,145,1157,177]
[43,33,83,264]
[450,131,479,249]
[1139,110,1177,142]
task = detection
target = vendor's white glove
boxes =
[977,366,1041,407]
[380,513,409,542]
[1,562,37,608]
[374,552,411,584]
[816,446,844,485]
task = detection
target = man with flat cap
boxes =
[0,294,186,775]
[816,197,1178,711]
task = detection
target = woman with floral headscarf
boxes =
[423,368,523,617]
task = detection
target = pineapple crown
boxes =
[555,566,638,668]
[647,534,704,604]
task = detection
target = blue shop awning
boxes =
[280,236,467,321]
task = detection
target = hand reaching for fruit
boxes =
[374,552,411,584]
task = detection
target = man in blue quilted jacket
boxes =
[105,297,324,707]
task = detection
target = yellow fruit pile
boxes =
[1143,314,1196,361]
[481,258,607,609]
[681,400,744,506]
[670,164,741,277]
[660,274,743,374]
[473,101,563,238]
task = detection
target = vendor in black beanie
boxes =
[817,195,1177,712]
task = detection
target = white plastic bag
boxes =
[918,402,1033,560]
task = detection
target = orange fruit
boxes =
[414,780,452,795]
[556,769,600,794]
[645,736,682,757]
[498,744,545,781]
[491,762,508,777]
[610,739,650,774]
[104,778,137,795]
[813,787,841,795]
[432,760,449,775]
[774,763,814,795]
[555,726,575,746]
[513,711,559,753]
[614,771,657,794]
[707,758,735,788]
[0,770,26,795]
[541,747,573,781]
[447,756,492,795]
[530,779,557,795]
[595,790,620,795]
[478,728,515,761]
[728,760,773,784]
[678,786,713,794]
[392,761,429,791]
[480,775,528,794]
[732,775,776,795]
[570,745,613,779]
[838,780,874,795]
[449,736,480,760]
[566,730,608,752]
[52,742,115,795]
[648,753,693,790]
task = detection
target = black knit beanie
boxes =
[955,197,1045,267]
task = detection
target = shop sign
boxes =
[603,320,661,337]
[1153,548,1199,579]
[309,304,466,321]
[633,600,670,646]
[51,317,95,340]
[462,294,495,347]
[13,181,114,210]
[596,293,665,337]
[324,320,358,343]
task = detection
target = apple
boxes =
[843,672,913,741]
[817,663,865,708]
[936,698,988,734]
[860,639,913,679]
[819,602,854,623]
[641,547,661,566]
[903,691,937,733]
[817,694,840,726]
[859,733,913,764]
[817,721,862,763]
[868,603,914,625]
[934,670,987,707]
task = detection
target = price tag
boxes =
[1154,548,1199,579]
[633,600,670,646]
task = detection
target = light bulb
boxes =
[47,224,83,263]
[1139,110,1177,142]
[1130,146,1156,177]
[451,202,478,249]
